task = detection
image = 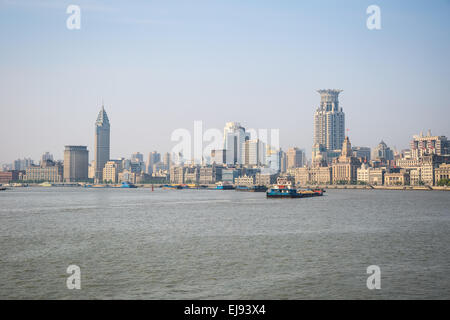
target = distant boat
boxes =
[236,185,267,192]
[216,182,235,190]
[119,181,137,188]
[266,185,323,198]
[39,182,54,187]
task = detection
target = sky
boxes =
[0,0,449,164]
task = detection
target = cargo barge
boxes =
[266,185,323,198]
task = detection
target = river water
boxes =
[0,187,449,299]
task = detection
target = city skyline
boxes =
[1,0,449,163]
[2,95,449,166]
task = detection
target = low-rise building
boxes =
[222,168,241,184]
[255,173,278,186]
[435,163,450,184]
[199,166,223,184]
[295,166,332,186]
[357,163,385,185]
[170,166,185,184]
[384,170,410,186]
[0,170,21,184]
[235,174,255,186]
[277,175,295,186]
[25,160,63,182]
[409,167,423,186]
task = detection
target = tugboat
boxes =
[266,185,323,198]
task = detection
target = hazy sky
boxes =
[0,0,449,164]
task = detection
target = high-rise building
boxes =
[372,140,394,162]
[131,152,144,163]
[313,89,345,151]
[266,147,283,173]
[13,158,33,171]
[223,122,250,165]
[211,149,227,165]
[287,147,305,169]
[94,106,110,183]
[163,152,171,170]
[243,139,265,166]
[280,150,287,173]
[352,147,371,161]
[146,151,161,174]
[63,146,89,182]
[410,131,449,159]
[40,152,54,165]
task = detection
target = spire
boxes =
[96,104,110,127]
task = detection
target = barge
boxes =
[266,185,323,198]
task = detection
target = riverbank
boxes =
[311,185,449,191]
[2,183,449,191]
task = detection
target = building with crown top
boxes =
[94,106,110,183]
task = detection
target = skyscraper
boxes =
[287,147,306,169]
[63,146,88,182]
[163,152,171,170]
[223,122,250,165]
[243,139,265,166]
[313,89,345,151]
[146,151,161,174]
[94,106,110,183]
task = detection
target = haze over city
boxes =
[0,0,449,163]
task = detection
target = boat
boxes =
[266,184,323,198]
[119,181,137,188]
[236,185,268,192]
[162,184,184,190]
[39,182,54,187]
[216,182,235,190]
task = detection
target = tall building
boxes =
[243,139,265,166]
[410,131,449,159]
[211,149,227,165]
[372,140,394,162]
[313,89,345,151]
[131,152,144,163]
[63,146,89,182]
[352,147,371,161]
[13,158,33,171]
[163,152,171,170]
[40,152,54,165]
[223,122,250,165]
[287,147,305,169]
[280,150,287,173]
[266,147,283,173]
[146,151,161,174]
[94,106,110,183]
